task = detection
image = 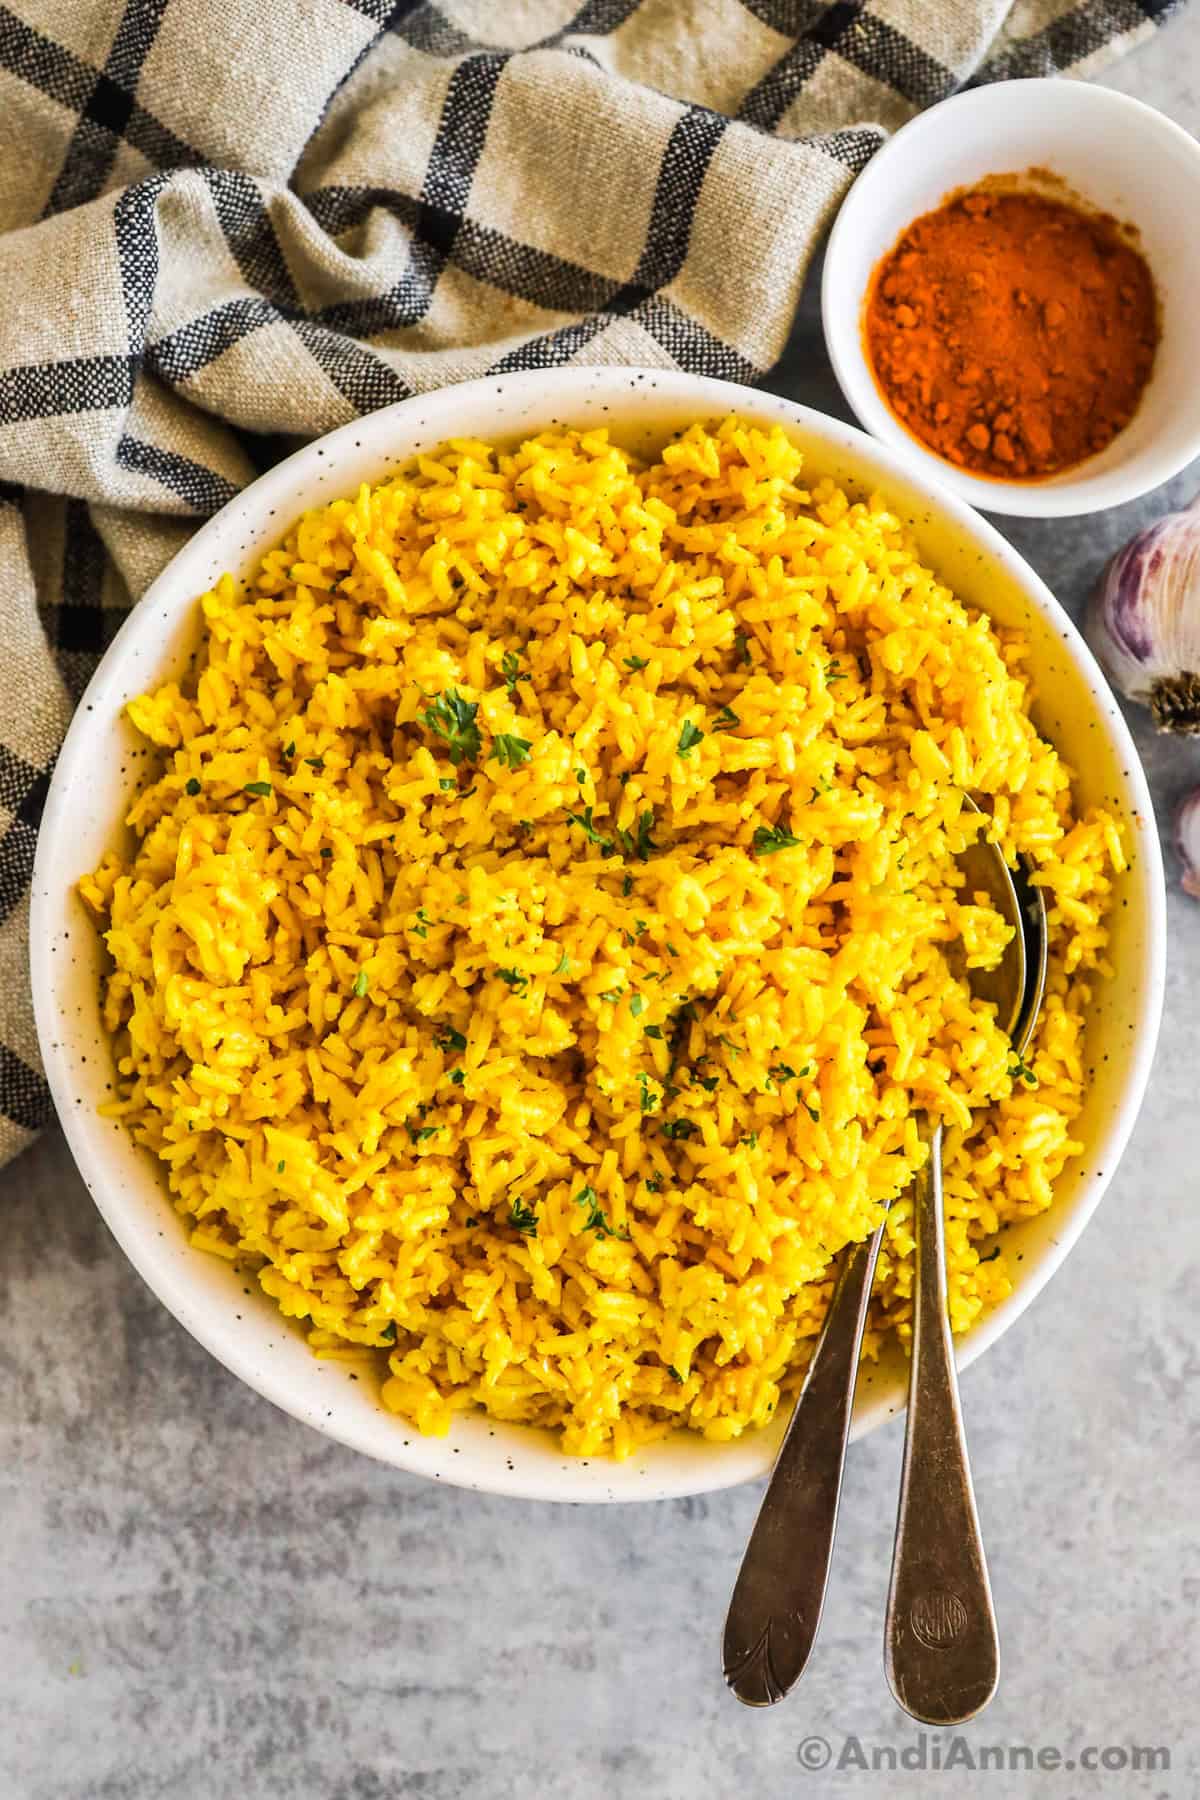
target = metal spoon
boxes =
[885,813,1047,1726]
[723,799,1047,1709]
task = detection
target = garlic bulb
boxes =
[1088,496,1200,733]
[1176,788,1200,899]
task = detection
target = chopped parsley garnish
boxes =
[500,649,532,698]
[380,1322,397,1343]
[243,781,273,797]
[600,986,623,1005]
[565,805,611,852]
[624,655,649,672]
[734,630,752,667]
[419,689,481,766]
[305,757,325,771]
[677,719,704,759]
[615,808,657,862]
[573,1185,630,1240]
[713,706,740,731]
[1009,1054,1038,1088]
[661,1118,699,1141]
[630,994,645,1018]
[637,1072,659,1115]
[275,1160,285,1174]
[283,741,296,758]
[407,1122,439,1144]
[449,1068,466,1085]
[352,970,369,998]
[694,1073,719,1093]
[644,1024,663,1040]
[509,1195,538,1236]
[185,777,201,796]
[490,733,532,769]
[769,1062,798,1082]
[320,847,333,858]
[741,1131,759,1149]
[439,777,457,791]
[575,768,587,784]
[497,967,528,992]
[826,660,846,685]
[411,907,430,939]
[752,820,801,856]
[622,873,634,896]
[435,1026,467,1054]
[553,951,570,975]
[803,1101,820,1122]
[717,1033,740,1056]
[667,1366,685,1384]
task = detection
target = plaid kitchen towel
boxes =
[0,0,1184,1162]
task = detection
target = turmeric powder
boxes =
[864,186,1158,481]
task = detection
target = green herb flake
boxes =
[676,719,704,760]
[419,689,482,766]
[734,630,752,667]
[509,1194,538,1237]
[183,776,202,797]
[319,847,333,858]
[630,994,645,1018]
[573,1185,630,1240]
[1009,1054,1038,1088]
[637,1072,659,1115]
[752,820,801,857]
[439,777,457,791]
[713,705,740,731]
[275,1160,286,1174]
[804,1101,820,1123]
[741,1131,759,1149]
[490,732,532,770]
[380,1322,397,1343]
[243,780,273,797]
[497,967,529,992]
[407,1122,439,1144]
[411,907,430,939]
[305,757,325,771]
[500,649,530,698]
[352,970,369,998]
[614,808,658,863]
[668,1366,685,1384]
[283,741,296,758]
[769,1062,798,1083]
[435,1026,468,1054]
[661,1118,699,1142]
[624,655,649,672]
[566,805,612,854]
[644,1024,664,1040]
[600,986,623,1005]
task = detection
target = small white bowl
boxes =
[822,79,1200,518]
[31,368,1165,1501]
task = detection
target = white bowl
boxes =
[822,80,1200,518]
[31,369,1165,1501]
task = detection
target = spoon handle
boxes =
[885,1124,999,1725]
[723,1221,885,1706]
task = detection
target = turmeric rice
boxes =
[81,418,1123,1458]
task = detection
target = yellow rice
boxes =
[81,418,1123,1459]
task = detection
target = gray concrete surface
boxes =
[4,19,1200,1799]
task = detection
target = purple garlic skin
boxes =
[1088,495,1200,734]
[1176,788,1200,900]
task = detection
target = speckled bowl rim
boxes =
[31,369,1166,1501]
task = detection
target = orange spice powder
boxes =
[863,185,1159,481]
